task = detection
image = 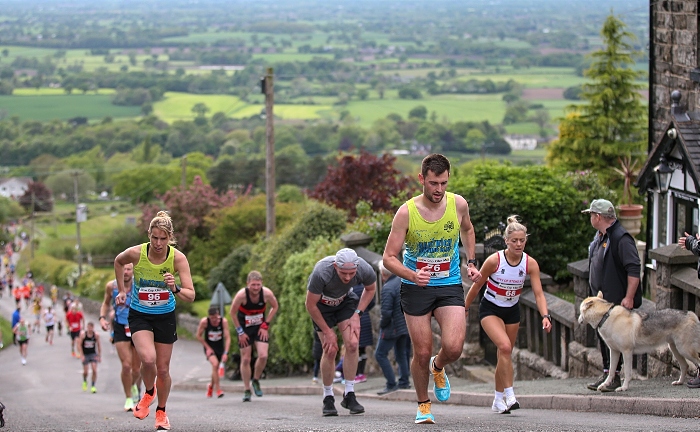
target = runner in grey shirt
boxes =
[305,248,376,417]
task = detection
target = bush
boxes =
[207,244,253,297]
[450,162,593,281]
[87,224,147,260]
[345,202,394,254]
[76,269,113,300]
[192,274,209,301]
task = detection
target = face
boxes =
[505,230,527,254]
[208,311,221,325]
[149,228,170,254]
[589,212,603,230]
[123,264,134,285]
[419,170,449,204]
[334,265,357,284]
[248,278,263,294]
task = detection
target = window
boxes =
[675,196,698,242]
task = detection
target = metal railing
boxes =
[519,290,575,370]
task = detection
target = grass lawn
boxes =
[0,93,141,121]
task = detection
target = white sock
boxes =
[494,391,504,401]
[345,380,355,395]
[504,387,514,398]
[323,385,334,397]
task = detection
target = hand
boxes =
[238,332,250,348]
[414,267,431,287]
[221,353,228,362]
[163,272,176,291]
[257,327,269,342]
[99,318,110,332]
[542,318,552,333]
[467,266,482,283]
[322,328,338,353]
[621,297,634,310]
[206,348,214,358]
[679,232,689,249]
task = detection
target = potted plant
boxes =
[613,156,643,236]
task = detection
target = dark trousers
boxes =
[375,334,411,388]
[598,330,622,373]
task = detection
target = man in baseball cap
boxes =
[581,199,616,217]
[334,248,359,269]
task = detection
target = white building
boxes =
[0,177,32,199]
[504,135,538,151]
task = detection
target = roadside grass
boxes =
[0,315,12,347]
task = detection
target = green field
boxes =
[0,93,141,121]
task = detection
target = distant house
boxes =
[0,177,31,199]
[503,135,538,151]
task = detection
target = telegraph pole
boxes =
[72,171,82,277]
[263,67,275,237]
[30,191,35,259]
[181,155,187,190]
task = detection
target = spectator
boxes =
[678,230,700,388]
[11,307,20,345]
[352,283,375,383]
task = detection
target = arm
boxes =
[196,318,213,355]
[77,332,85,358]
[221,318,230,362]
[99,281,114,331]
[619,235,641,309]
[169,250,195,302]
[305,290,337,352]
[229,290,249,347]
[455,194,481,283]
[356,282,376,314]
[95,333,102,360]
[263,287,279,324]
[464,253,498,311]
[383,205,431,286]
[527,257,551,333]
[114,246,140,305]
[680,232,700,256]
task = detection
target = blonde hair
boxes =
[247,270,263,282]
[504,215,527,239]
[148,211,176,245]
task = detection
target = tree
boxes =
[112,164,181,203]
[18,181,53,212]
[192,102,210,118]
[546,14,647,172]
[309,151,415,218]
[408,105,427,120]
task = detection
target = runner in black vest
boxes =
[196,306,231,399]
[78,322,101,394]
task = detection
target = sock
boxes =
[494,391,504,401]
[603,369,609,374]
[92,381,95,387]
[323,385,333,397]
[156,406,165,412]
[417,399,430,406]
[345,380,355,395]
[504,387,514,398]
[145,387,155,397]
[432,357,443,372]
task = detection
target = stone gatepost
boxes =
[647,244,696,310]
[567,259,597,348]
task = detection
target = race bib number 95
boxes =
[416,256,450,278]
[138,287,170,307]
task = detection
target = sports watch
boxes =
[467,258,478,266]
[354,309,364,316]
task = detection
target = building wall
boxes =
[652,1,699,144]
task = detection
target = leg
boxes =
[404,312,433,402]
[131,344,142,389]
[115,341,135,397]
[481,316,518,392]
[318,330,338,387]
[338,319,360,385]
[432,306,467,368]
[91,362,98,386]
[82,363,89,383]
[357,346,367,376]
[599,348,621,390]
[153,342,174,407]
[395,335,411,388]
[207,353,219,389]
[239,345,253,390]
[252,342,269,380]
[132,331,157,392]
[375,337,397,388]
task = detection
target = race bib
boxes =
[138,287,171,307]
[207,330,223,341]
[320,294,346,307]
[70,322,80,331]
[417,256,450,278]
[84,340,95,349]
[244,313,263,327]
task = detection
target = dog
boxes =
[578,292,700,392]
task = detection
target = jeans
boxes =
[375,334,411,388]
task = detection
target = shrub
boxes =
[345,202,394,254]
[207,244,253,297]
[76,269,113,300]
[192,274,209,301]
[87,224,147,261]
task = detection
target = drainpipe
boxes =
[643,1,655,296]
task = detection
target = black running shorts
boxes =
[112,320,133,344]
[128,309,178,344]
[238,324,267,348]
[312,295,359,332]
[400,283,464,316]
[479,297,521,325]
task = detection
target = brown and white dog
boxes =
[578,292,700,391]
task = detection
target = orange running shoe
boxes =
[133,388,156,420]
[216,389,224,398]
[154,410,170,431]
[206,383,213,398]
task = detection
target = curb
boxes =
[173,382,700,418]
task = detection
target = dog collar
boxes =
[596,304,616,329]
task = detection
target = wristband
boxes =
[543,314,552,323]
[99,316,106,320]
[261,321,269,330]
[173,285,182,294]
[236,326,244,336]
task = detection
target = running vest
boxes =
[484,250,528,307]
[111,280,134,325]
[205,318,224,352]
[237,288,266,327]
[16,323,29,342]
[44,311,55,326]
[131,243,176,315]
[82,332,97,355]
[402,192,462,286]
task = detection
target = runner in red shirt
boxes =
[65,303,85,358]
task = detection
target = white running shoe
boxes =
[505,394,520,411]
[491,397,509,414]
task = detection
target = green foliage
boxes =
[206,244,253,296]
[0,196,25,224]
[250,201,347,292]
[88,224,147,259]
[277,184,305,203]
[345,205,394,254]
[271,236,343,367]
[76,269,113,300]
[192,274,209,301]
[25,252,80,288]
[0,315,13,347]
[450,162,592,281]
[547,14,647,173]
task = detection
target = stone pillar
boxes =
[567,259,597,348]
[648,244,696,310]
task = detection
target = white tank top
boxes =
[484,250,528,307]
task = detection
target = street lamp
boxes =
[653,154,674,194]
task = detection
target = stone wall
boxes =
[651,1,699,144]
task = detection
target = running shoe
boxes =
[355,374,367,383]
[21,358,26,365]
[312,377,319,384]
[430,355,451,402]
[252,379,263,397]
[322,396,337,416]
[124,398,135,412]
[82,381,87,391]
[217,389,224,398]
[492,397,510,414]
[206,383,213,398]
[340,391,364,414]
[242,390,252,402]
[131,384,140,402]
[133,388,157,420]
[415,401,435,424]
[91,386,97,394]
[505,394,520,411]
[154,410,170,431]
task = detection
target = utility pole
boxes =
[72,171,82,277]
[263,67,275,237]
[181,155,187,190]
[30,191,35,259]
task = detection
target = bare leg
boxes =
[240,345,253,391]
[317,331,339,387]
[338,319,359,384]
[153,342,174,407]
[481,317,518,392]
[253,342,269,380]
[404,313,433,402]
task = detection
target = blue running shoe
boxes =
[430,355,450,402]
[415,401,435,424]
